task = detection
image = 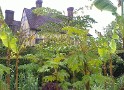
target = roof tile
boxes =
[24,8,61,30]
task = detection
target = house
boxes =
[3,0,74,46]
[20,0,74,46]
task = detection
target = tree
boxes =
[33,7,96,33]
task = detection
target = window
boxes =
[35,38,43,44]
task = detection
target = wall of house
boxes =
[29,30,36,46]
[21,10,43,46]
[21,10,31,46]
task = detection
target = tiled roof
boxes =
[13,20,21,27]
[4,19,21,31]
[24,8,61,30]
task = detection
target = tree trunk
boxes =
[6,49,11,90]
[15,53,19,90]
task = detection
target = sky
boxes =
[0,0,120,36]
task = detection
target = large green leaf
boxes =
[62,26,88,36]
[93,0,117,13]
[0,24,18,53]
[88,59,103,73]
[91,74,106,85]
[109,39,116,53]
[98,47,108,57]
[10,37,18,53]
[38,65,50,73]
[0,64,10,76]
[0,31,18,53]
[82,75,90,84]
[117,16,124,37]
[112,33,119,39]
[72,81,84,89]
[57,70,69,82]
[0,7,4,24]
[43,75,56,82]
[0,31,9,47]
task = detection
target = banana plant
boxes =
[93,0,124,49]
[0,7,19,90]
[97,28,119,77]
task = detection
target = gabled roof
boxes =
[24,8,61,30]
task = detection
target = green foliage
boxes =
[0,64,10,76]
[38,53,69,83]
[33,7,63,18]
[116,75,124,90]
[0,80,8,90]
[109,39,116,53]
[112,33,119,40]
[0,64,9,90]
[17,63,39,90]
[104,21,122,49]
[18,72,38,90]
[88,59,102,74]
[62,26,88,36]
[71,15,97,29]
[72,81,84,90]
[0,23,18,53]
[116,16,124,37]
[0,43,7,57]
[0,4,124,90]
[43,75,56,82]
[64,52,84,72]
[19,63,38,71]
[98,47,108,57]
[59,81,72,90]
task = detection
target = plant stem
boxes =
[72,71,75,83]
[103,62,107,76]
[55,69,58,90]
[104,81,107,90]
[109,54,113,77]
[123,37,124,49]
[15,53,19,90]
[6,48,10,90]
[84,61,90,90]
[85,81,90,90]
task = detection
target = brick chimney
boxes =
[36,0,43,8]
[67,7,74,19]
[5,10,14,25]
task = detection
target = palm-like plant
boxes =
[93,0,124,49]
[93,0,124,89]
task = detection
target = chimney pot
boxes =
[36,0,43,8]
[67,7,74,11]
